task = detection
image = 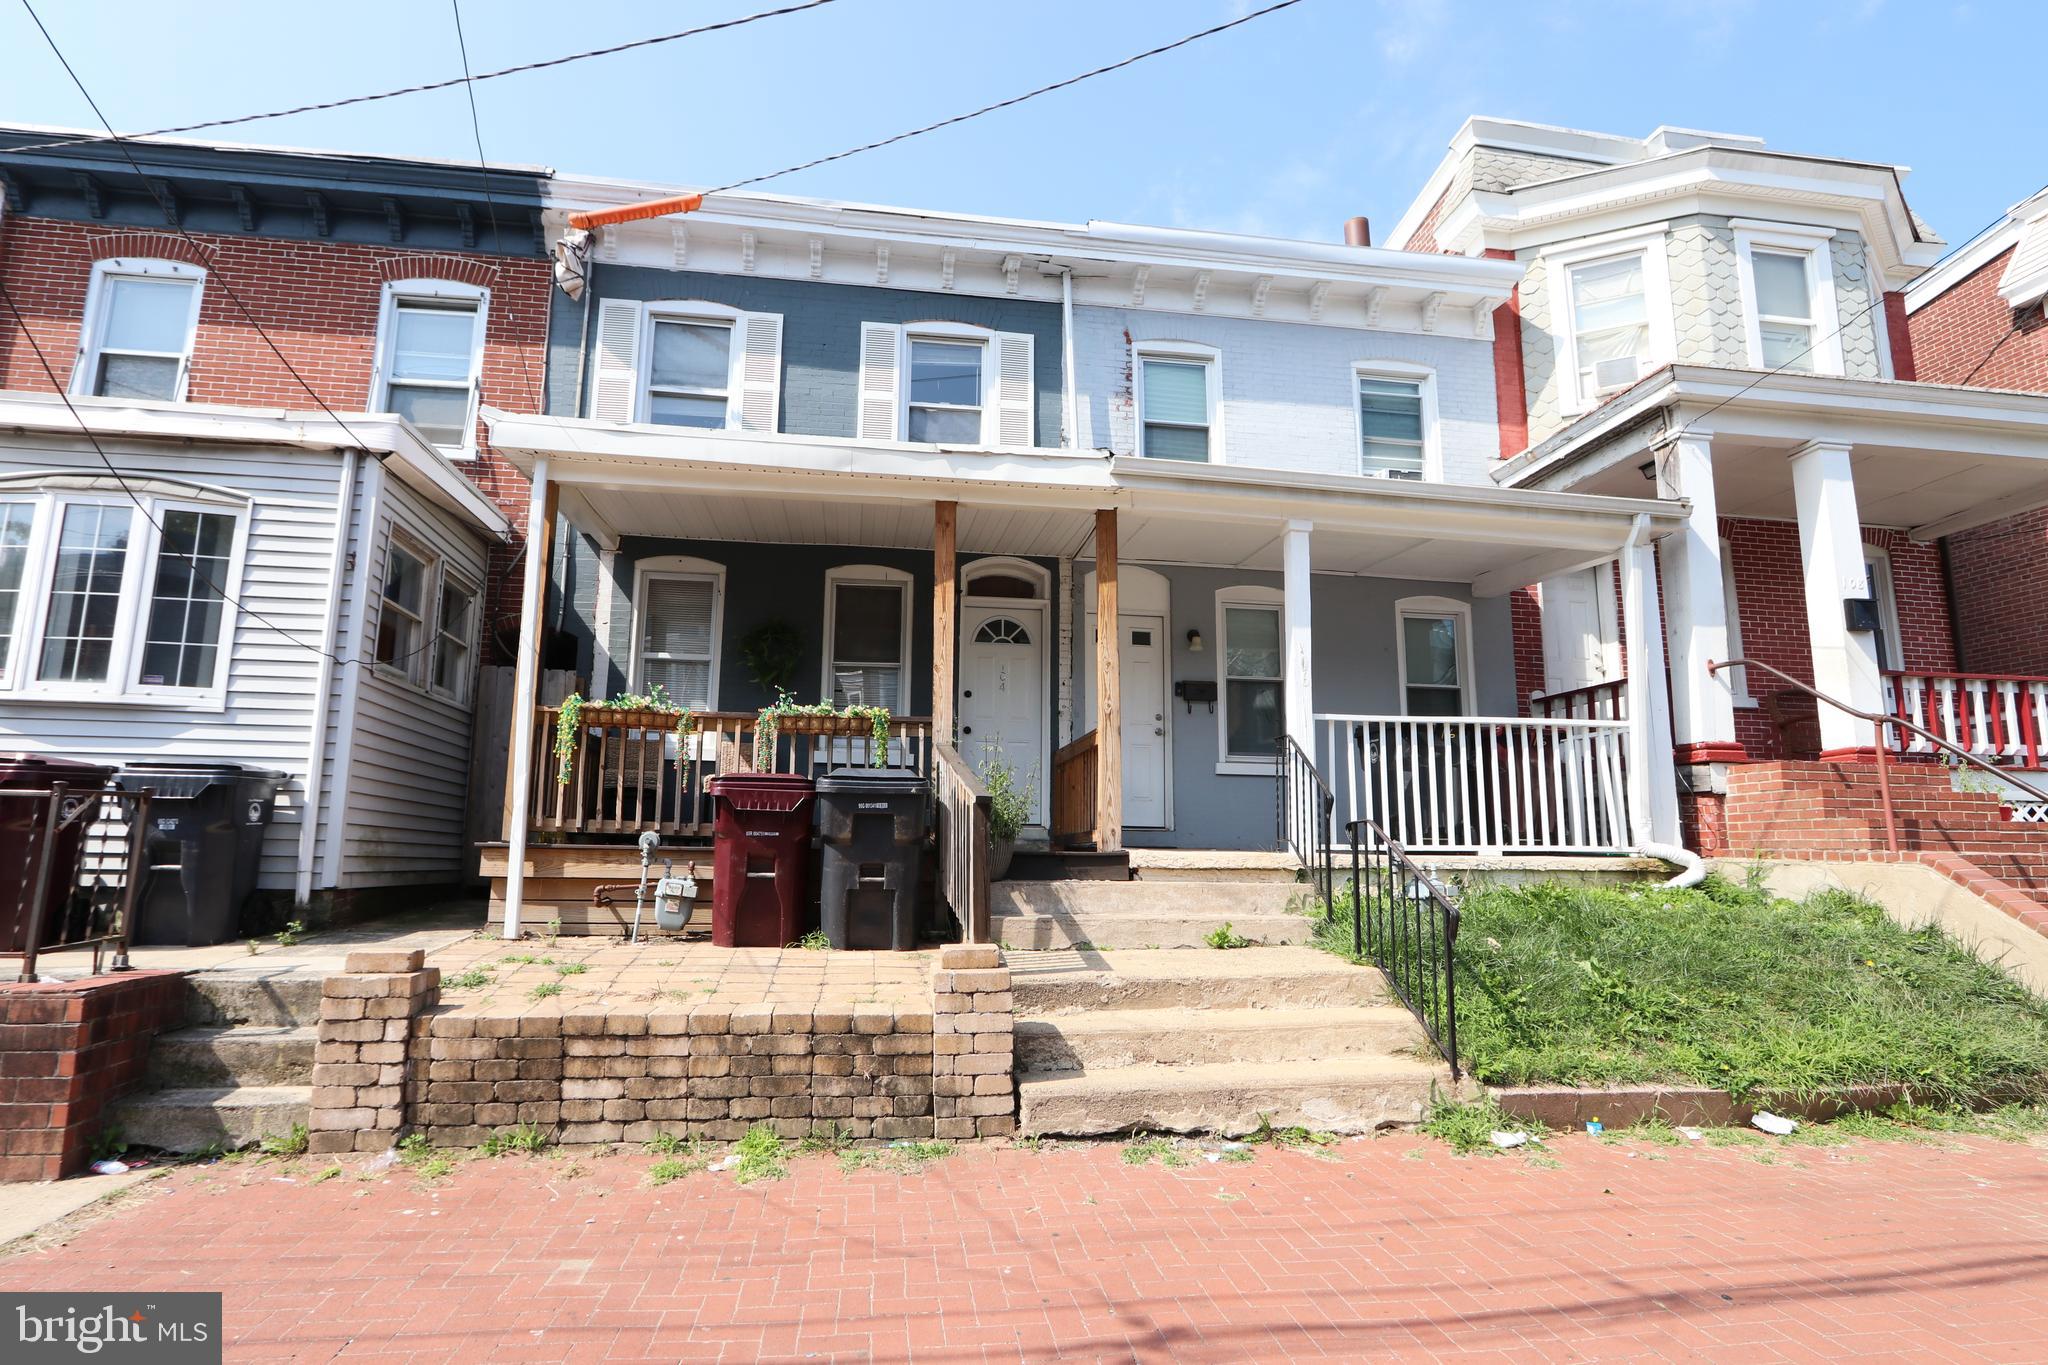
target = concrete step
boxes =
[145,1026,318,1089]
[1008,947,1390,1013]
[991,880,1313,949]
[183,971,327,1028]
[111,1086,312,1154]
[1017,1057,1456,1137]
[1128,849,1302,884]
[1015,1005,1426,1072]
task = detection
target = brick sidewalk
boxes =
[5,1131,2048,1361]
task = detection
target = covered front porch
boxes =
[482,412,1690,940]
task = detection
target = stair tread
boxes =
[1017,1004,1417,1031]
[1008,946,1355,979]
[121,1086,311,1108]
[156,1025,319,1043]
[1018,1056,1447,1090]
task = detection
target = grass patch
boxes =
[732,1124,788,1184]
[837,1140,955,1174]
[1121,1134,1193,1167]
[1417,1095,1550,1155]
[1204,922,1252,950]
[554,962,588,976]
[528,982,564,1001]
[648,1156,699,1185]
[310,1165,343,1183]
[445,966,493,990]
[478,1123,549,1157]
[793,930,832,951]
[1248,1114,1339,1150]
[397,1132,457,1180]
[257,1123,309,1158]
[1339,876,2048,1106]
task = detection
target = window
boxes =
[374,284,486,453]
[0,484,246,703]
[137,509,235,689]
[1136,348,1215,461]
[824,567,911,710]
[632,559,725,710]
[375,540,430,684]
[1355,365,1436,480]
[646,318,732,429]
[1567,253,1650,399]
[1396,597,1472,717]
[432,573,479,704]
[77,260,204,402]
[1735,223,1843,375]
[906,339,983,443]
[1217,590,1283,765]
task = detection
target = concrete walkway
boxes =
[3,1129,2044,1359]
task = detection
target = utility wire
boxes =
[0,0,841,156]
[703,0,1309,194]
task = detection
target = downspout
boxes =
[1058,266,1077,448]
[570,272,594,418]
[294,446,360,905]
[1618,512,1705,888]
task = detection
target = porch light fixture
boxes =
[1186,628,1204,652]
[1638,459,1658,482]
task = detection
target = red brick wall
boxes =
[1511,587,1544,709]
[0,971,184,1181]
[1881,291,1918,381]
[1403,189,1451,255]
[1721,517,1956,759]
[1484,247,1530,459]
[0,215,551,660]
[1907,246,2048,391]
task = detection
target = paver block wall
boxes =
[308,951,441,1155]
[0,970,184,1182]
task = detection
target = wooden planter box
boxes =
[763,714,879,737]
[579,706,691,731]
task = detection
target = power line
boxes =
[704,0,1310,194]
[1,0,840,156]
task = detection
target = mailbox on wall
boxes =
[1174,679,1217,714]
[1843,597,1881,633]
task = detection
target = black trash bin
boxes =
[815,767,931,950]
[113,763,285,946]
[0,754,115,953]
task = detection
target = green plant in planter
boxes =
[737,619,803,695]
[981,754,1035,846]
[553,684,695,785]
[753,689,892,769]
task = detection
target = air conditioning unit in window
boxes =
[1591,356,1640,395]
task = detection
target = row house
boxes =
[0,127,552,913]
[1388,118,2048,854]
[484,179,1693,931]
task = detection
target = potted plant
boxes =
[753,690,893,769]
[553,685,695,785]
[981,754,1035,881]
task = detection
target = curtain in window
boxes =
[639,576,716,709]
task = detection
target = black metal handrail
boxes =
[3,781,151,982]
[1345,816,1462,1078]
[1276,734,1335,914]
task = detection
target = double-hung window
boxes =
[824,567,911,710]
[375,540,431,686]
[1735,225,1842,375]
[373,532,482,702]
[1750,251,1818,370]
[646,317,733,429]
[1355,366,1434,480]
[1566,253,1651,400]
[1397,598,1471,717]
[632,559,725,710]
[432,573,479,704]
[1135,345,1217,461]
[906,338,984,443]
[77,260,204,402]
[1216,589,1283,768]
[0,484,246,703]
[374,283,487,454]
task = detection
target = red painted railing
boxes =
[1883,671,2048,768]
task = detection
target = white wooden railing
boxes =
[1316,714,1635,855]
[1884,671,2048,768]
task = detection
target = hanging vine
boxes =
[752,689,893,769]
[553,684,695,785]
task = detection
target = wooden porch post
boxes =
[1094,508,1122,853]
[500,462,557,939]
[933,501,957,745]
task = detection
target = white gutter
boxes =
[293,446,358,906]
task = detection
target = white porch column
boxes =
[1654,433,1744,762]
[1281,519,1314,759]
[501,458,553,940]
[1790,440,1883,755]
[1620,521,1681,845]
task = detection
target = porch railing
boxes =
[4,782,152,982]
[1884,670,2048,768]
[1528,677,1627,720]
[1276,734,1336,912]
[933,743,991,943]
[1344,817,1461,1079]
[1317,714,1634,855]
[529,706,934,839]
[1050,729,1099,848]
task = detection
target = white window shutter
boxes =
[857,322,901,440]
[991,330,1035,448]
[588,298,642,423]
[733,311,783,433]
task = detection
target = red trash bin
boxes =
[706,773,815,948]
[0,754,115,953]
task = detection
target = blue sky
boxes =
[3,0,2042,252]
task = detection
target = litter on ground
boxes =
[1751,1112,1799,1136]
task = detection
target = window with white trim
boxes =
[856,322,1033,446]
[374,283,486,453]
[1750,250,1819,370]
[1135,345,1216,461]
[824,566,911,710]
[646,316,733,429]
[1217,591,1283,764]
[1355,365,1435,480]
[375,539,431,685]
[0,485,246,702]
[1732,224,1844,376]
[1565,252,1651,400]
[431,572,479,704]
[1396,597,1472,717]
[632,559,725,710]
[906,337,984,443]
[76,259,204,402]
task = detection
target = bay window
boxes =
[0,501,34,685]
[1735,224,1843,375]
[137,509,236,689]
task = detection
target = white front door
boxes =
[1540,566,1618,696]
[959,604,1046,825]
[1118,614,1168,828]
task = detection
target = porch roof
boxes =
[1493,365,2048,541]
[483,408,1687,594]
